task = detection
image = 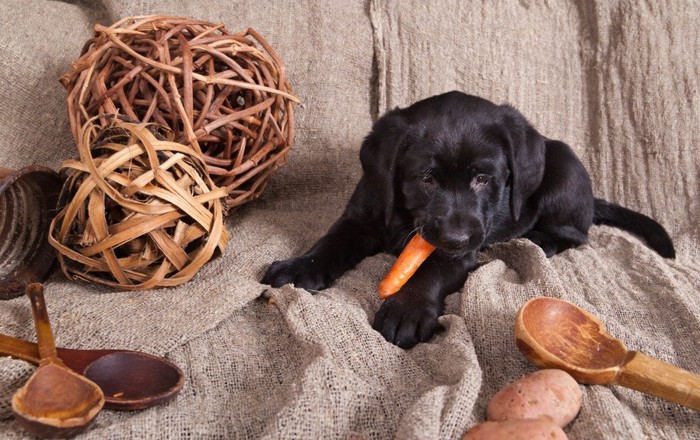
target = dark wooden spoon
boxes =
[515,297,700,411]
[0,333,184,410]
[11,284,104,438]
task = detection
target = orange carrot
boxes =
[378,234,436,299]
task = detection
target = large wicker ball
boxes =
[48,118,229,290]
[60,16,299,210]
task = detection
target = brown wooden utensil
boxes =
[515,296,700,411]
[0,328,184,411]
[11,284,104,438]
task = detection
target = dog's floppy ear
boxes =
[499,105,546,222]
[359,111,409,227]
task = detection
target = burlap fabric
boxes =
[0,1,698,438]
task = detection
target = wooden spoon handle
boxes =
[616,351,700,411]
[25,284,57,361]
[0,333,40,364]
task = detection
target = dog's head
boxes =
[360,92,546,255]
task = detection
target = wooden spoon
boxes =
[11,284,105,438]
[515,297,700,411]
[0,333,184,410]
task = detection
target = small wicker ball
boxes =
[60,15,299,210]
[49,117,229,290]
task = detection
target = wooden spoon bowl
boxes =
[515,297,700,411]
[83,351,183,410]
[11,362,104,438]
[11,284,104,438]
[514,296,627,384]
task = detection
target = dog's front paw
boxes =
[262,255,335,292]
[372,291,443,349]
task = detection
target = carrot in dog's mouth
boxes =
[378,234,436,299]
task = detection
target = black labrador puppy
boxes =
[263,91,675,348]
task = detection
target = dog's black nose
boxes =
[437,231,471,250]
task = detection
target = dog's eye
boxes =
[475,174,490,185]
[422,174,435,185]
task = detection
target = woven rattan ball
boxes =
[48,118,229,290]
[60,15,299,210]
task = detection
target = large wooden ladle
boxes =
[515,297,700,411]
[0,333,184,410]
[11,284,105,438]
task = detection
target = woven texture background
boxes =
[0,1,698,438]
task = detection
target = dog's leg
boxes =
[524,226,588,257]
[523,139,593,257]
[372,252,477,348]
[262,215,383,291]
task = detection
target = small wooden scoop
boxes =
[515,297,700,411]
[11,284,105,438]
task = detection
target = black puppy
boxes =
[263,91,675,348]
